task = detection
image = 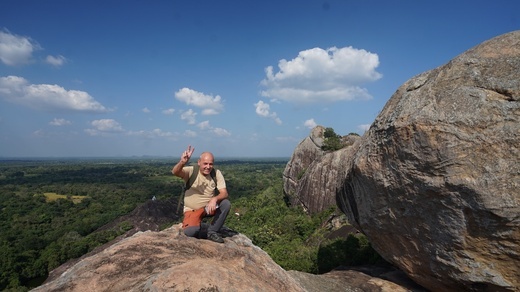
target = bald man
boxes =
[172,145,231,243]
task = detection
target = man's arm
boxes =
[172,145,195,181]
[206,188,228,215]
[207,169,229,213]
[214,188,229,202]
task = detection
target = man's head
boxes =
[197,152,214,175]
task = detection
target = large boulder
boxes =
[296,144,359,213]
[337,31,520,291]
[283,126,326,207]
[33,225,413,292]
[284,125,361,213]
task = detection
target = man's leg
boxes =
[207,199,231,242]
[183,226,201,238]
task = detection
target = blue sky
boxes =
[0,1,518,158]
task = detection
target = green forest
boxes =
[0,158,383,291]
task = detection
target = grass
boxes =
[43,192,89,204]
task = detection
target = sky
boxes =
[0,1,518,158]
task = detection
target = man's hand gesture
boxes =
[180,145,195,164]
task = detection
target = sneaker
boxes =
[207,232,224,243]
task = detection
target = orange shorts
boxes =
[182,208,206,229]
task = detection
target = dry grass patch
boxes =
[43,192,88,204]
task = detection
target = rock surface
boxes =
[44,198,181,282]
[33,225,415,292]
[283,125,326,209]
[296,145,359,213]
[283,125,360,214]
[337,31,520,291]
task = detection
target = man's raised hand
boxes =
[180,145,195,164]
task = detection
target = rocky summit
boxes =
[283,125,361,214]
[337,30,520,291]
[33,225,413,292]
[283,125,327,210]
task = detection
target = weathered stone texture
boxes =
[337,31,520,291]
[297,144,359,213]
[283,125,326,207]
[283,125,361,214]
[33,225,411,292]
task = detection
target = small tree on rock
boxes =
[321,127,343,152]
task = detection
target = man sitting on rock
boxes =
[172,145,231,243]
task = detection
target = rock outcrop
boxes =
[296,145,359,213]
[283,126,326,209]
[33,225,415,292]
[43,199,182,284]
[283,125,360,213]
[337,31,520,291]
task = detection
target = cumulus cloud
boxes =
[304,118,317,129]
[212,127,231,137]
[90,119,123,132]
[254,100,282,125]
[184,130,197,137]
[0,29,40,66]
[162,108,175,115]
[260,46,382,104]
[127,128,176,138]
[142,107,151,113]
[85,119,123,136]
[196,120,231,137]
[0,75,109,112]
[197,120,211,130]
[45,55,66,67]
[181,109,197,125]
[49,118,72,126]
[175,87,224,115]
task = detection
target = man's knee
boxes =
[183,226,199,237]
[219,199,231,212]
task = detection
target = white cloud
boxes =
[197,120,211,130]
[212,127,231,137]
[85,119,124,135]
[45,55,66,67]
[0,29,40,66]
[49,118,72,126]
[304,118,317,129]
[180,109,197,125]
[142,107,151,113]
[254,100,271,117]
[254,100,282,125]
[261,46,382,104]
[0,76,109,113]
[175,87,224,115]
[32,129,45,137]
[201,108,219,115]
[184,130,197,137]
[150,129,175,137]
[357,124,371,132]
[127,128,176,138]
[162,108,175,115]
[91,119,123,132]
[195,120,231,137]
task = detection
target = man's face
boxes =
[198,154,214,175]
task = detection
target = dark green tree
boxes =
[321,127,343,151]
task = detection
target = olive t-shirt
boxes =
[183,166,226,212]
